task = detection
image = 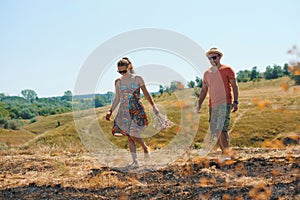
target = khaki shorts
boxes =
[209,103,232,134]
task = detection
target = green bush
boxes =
[6,119,22,130]
[293,75,300,85]
[20,108,35,119]
[29,117,38,124]
[0,117,7,127]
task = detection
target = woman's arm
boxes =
[106,79,120,121]
[141,85,154,106]
[137,76,159,114]
[141,85,159,114]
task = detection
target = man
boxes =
[196,47,239,161]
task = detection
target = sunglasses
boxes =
[117,69,127,74]
[208,56,219,60]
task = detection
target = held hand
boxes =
[232,103,238,112]
[152,105,159,115]
[105,111,112,121]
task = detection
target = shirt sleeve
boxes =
[227,67,236,80]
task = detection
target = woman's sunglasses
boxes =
[117,70,127,74]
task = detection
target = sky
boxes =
[0,0,299,97]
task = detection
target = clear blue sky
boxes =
[0,0,299,97]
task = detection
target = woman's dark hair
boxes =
[118,57,135,73]
[122,57,131,65]
[117,59,129,67]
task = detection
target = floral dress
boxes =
[112,76,149,137]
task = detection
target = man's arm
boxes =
[230,79,239,112]
[196,83,208,113]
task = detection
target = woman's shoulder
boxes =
[114,78,121,85]
[134,74,143,78]
[132,74,145,86]
[131,74,143,81]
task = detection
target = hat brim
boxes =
[206,50,223,58]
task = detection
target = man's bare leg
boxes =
[218,131,230,156]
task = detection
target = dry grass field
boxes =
[0,77,299,199]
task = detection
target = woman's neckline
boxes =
[121,73,134,79]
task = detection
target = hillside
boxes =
[0,77,299,199]
[0,77,299,150]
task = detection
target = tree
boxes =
[159,85,164,95]
[165,86,171,95]
[187,81,195,88]
[105,92,114,103]
[0,118,7,128]
[95,95,105,108]
[264,65,284,80]
[0,93,4,101]
[264,66,273,80]
[62,90,73,101]
[283,63,290,76]
[237,69,251,82]
[0,103,10,120]
[272,65,284,79]
[170,81,178,92]
[20,108,35,119]
[195,76,203,88]
[21,89,38,102]
[250,66,260,81]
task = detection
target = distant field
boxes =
[0,128,35,147]
[0,77,299,151]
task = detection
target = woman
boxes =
[105,57,159,168]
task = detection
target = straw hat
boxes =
[206,47,223,58]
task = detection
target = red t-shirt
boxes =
[203,65,236,107]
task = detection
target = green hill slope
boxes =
[0,77,299,150]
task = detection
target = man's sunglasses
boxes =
[117,70,127,74]
[208,56,219,60]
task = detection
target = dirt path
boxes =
[0,147,299,199]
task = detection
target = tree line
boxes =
[0,89,113,130]
[185,63,299,88]
[235,64,291,82]
[152,63,293,98]
[156,77,203,97]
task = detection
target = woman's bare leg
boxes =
[127,136,137,162]
[131,136,149,153]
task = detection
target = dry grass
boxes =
[0,77,299,151]
[0,147,299,199]
[23,113,75,134]
[0,129,35,149]
[0,76,300,199]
